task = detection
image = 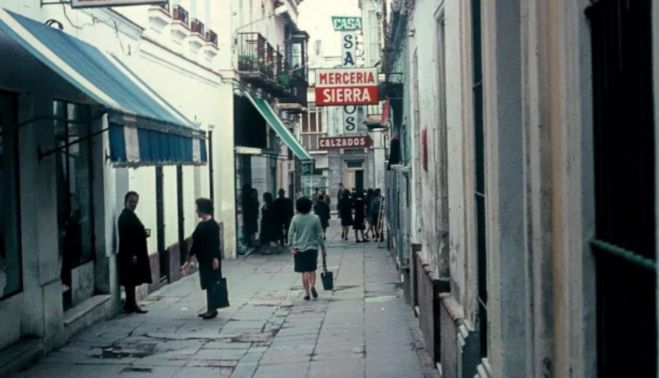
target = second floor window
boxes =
[301,107,325,150]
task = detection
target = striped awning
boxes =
[0,9,207,167]
[244,91,313,161]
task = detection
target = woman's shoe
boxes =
[133,306,148,314]
[202,311,218,320]
[303,295,310,301]
[311,287,318,299]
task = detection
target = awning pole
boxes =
[38,126,110,161]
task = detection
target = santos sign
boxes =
[315,68,378,106]
[72,0,167,8]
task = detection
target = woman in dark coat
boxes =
[260,192,281,253]
[338,190,353,241]
[313,195,331,240]
[242,186,259,247]
[117,191,152,314]
[183,198,225,319]
[352,191,368,243]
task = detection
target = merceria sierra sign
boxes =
[318,136,372,149]
[315,68,379,106]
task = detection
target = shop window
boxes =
[0,91,22,300]
[54,100,95,309]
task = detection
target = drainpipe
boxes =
[208,126,215,201]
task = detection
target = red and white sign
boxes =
[315,68,379,106]
[318,136,372,149]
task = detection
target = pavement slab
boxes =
[16,223,438,378]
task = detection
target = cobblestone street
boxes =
[16,226,437,378]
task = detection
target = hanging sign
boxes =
[319,136,372,149]
[315,68,379,106]
[71,0,167,8]
[332,16,363,31]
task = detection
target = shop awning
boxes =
[0,9,206,167]
[244,91,313,161]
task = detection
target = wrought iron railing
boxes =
[172,5,189,27]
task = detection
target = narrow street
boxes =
[16,225,437,378]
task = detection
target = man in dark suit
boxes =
[117,191,152,314]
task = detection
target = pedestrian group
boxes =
[116,184,383,317]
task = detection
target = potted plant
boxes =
[238,55,257,70]
[278,71,291,87]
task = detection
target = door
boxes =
[155,167,168,284]
[587,0,656,376]
[355,170,364,193]
[176,165,186,266]
[0,92,21,304]
[54,101,95,310]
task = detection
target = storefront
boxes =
[233,89,312,253]
[0,8,206,365]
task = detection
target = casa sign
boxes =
[71,0,167,8]
[318,136,372,150]
[332,16,363,31]
[315,68,379,106]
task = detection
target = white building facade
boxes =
[0,0,310,374]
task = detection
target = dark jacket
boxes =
[117,209,152,286]
[189,219,222,290]
[338,197,353,226]
[260,202,282,243]
[274,196,294,224]
[314,202,331,230]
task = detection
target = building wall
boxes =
[386,0,609,376]
[0,1,235,370]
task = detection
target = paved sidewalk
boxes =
[16,225,438,378]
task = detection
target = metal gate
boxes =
[587,0,656,375]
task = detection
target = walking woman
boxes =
[338,190,353,240]
[314,195,331,239]
[352,191,368,243]
[118,192,152,314]
[288,197,327,300]
[182,198,226,319]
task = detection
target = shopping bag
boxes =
[209,277,230,309]
[320,252,333,291]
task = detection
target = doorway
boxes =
[588,0,656,376]
[54,100,95,311]
[344,160,364,192]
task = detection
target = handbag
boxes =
[208,277,230,309]
[320,252,333,291]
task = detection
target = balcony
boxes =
[188,18,206,53]
[237,32,306,103]
[148,4,170,32]
[171,5,190,44]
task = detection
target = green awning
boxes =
[245,91,313,161]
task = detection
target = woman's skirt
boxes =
[340,215,353,227]
[353,214,366,230]
[294,249,318,272]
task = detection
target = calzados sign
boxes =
[71,0,167,8]
[318,136,372,149]
[315,68,378,106]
